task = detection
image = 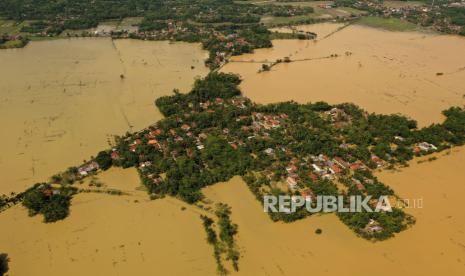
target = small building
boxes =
[287,176,298,190]
[181,124,191,131]
[365,219,383,233]
[111,151,120,160]
[371,155,383,168]
[286,164,298,173]
[300,188,315,202]
[330,164,342,175]
[264,148,274,155]
[352,178,365,191]
[78,161,100,176]
[312,164,324,174]
[418,142,437,152]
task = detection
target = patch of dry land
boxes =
[0,38,208,194]
[222,23,465,127]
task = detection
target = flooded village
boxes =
[1,1,465,276]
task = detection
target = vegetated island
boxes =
[1,72,464,243]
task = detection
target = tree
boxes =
[0,253,9,276]
[22,187,46,215]
[95,151,112,170]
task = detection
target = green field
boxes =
[356,16,419,32]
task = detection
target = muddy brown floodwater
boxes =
[0,38,208,195]
[222,23,465,127]
[202,147,465,275]
[0,168,216,276]
[1,24,465,276]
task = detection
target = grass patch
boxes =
[356,16,418,32]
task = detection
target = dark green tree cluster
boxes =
[200,215,227,274]
[215,203,240,272]
[22,184,76,223]
[0,253,9,276]
[95,151,113,171]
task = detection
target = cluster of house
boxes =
[354,0,465,33]
[199,96,248,111]
[251,112,287,130]
[322,107,353,128]
[281,152,386,193]
[324,107,349,122]
[354,0,431,17]
[222,34,250,50]
[137,20,191,39]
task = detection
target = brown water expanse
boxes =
[1,25,465,275]
[222,24,465,127]
[0,38,208,194]
[203,147,465,275]
[0,168,216,275]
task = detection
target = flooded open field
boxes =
[0,38,208,194]
[0,168,216,276]
[1,23,465,276]
[222,23,465,127]
[2,149,464,275]
[203,148,465,275]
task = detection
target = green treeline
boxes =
[200,203,239,274]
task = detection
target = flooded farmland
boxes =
[203,148,465,276]
[0,168,216,276]
[0,38,208,194]
[1,23,465,276]
[222,23,465,127]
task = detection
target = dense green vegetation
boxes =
[0,0,314,67]
[200,215,227,274]
[200,203,240,274]
[95,151,113,171]
[0,253,9,276]
[0,34,28,49]
[215,203,240,271]
[22,184,76,223]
